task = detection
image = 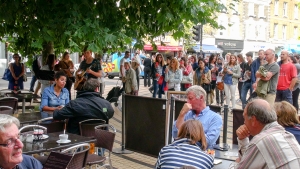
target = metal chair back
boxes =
[61,143,90,169]
[38,117,65,133]
[0,97,18,114]
[19,125,47,135]
[0,106,14,115]
[79,119,106,138]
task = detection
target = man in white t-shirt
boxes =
[120,51,130,88]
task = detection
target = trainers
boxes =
[149,89,153,94]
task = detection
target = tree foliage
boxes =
[0,0,230,57]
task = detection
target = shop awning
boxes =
[191,44,223,53]
[143,45,183,51]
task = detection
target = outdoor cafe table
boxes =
[13,112,41,125]
[6,92,40,113]
[22,132,96,155]
[213,158,234,169]
[214,144,239,161]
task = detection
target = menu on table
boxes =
[43,152,73,169]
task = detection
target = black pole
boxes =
[168,96,175,144]
[213,104,229,151]
[112,91,133,154]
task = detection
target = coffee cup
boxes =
[59,134,68,141]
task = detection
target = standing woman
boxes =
[56,52,74,100]
[151,53,166,98]
[222,54,241,108]
[8,53,24,90]
[189,55,198,71]
[40,54,56,94]
[124,62,138,95]
[40,71,69,119]
[165,58,182,91]
[290,56,300,110]
[180,57,193,91]
[237,54,246,103]
[193,58,212,104]
[207,54,218,104]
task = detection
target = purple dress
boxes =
[8,63,24,90]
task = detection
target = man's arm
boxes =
[53,102,75,120]
[290,77,298,91]
[205,114,222,148]
[172,103,191,138]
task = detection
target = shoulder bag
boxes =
[2,64,12,81]
[181,71,193,84]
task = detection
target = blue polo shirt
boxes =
[172,106,222,149]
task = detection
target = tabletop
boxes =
[6,93,40,99]
[14,112,41,124]
[214,144,239,161]
[213,158,234,169]
[22,132,96,155]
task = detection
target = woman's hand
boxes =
[165,67,169,73]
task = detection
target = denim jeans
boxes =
[30,75,37,91]
[144,67,151,87]
[241,81,253,109]
[276,89,293,104]
[153,80,162,98]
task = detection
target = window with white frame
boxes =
[257,25,266,40]
[294,27,298,39]
[220,0,227,12]
[258,5,265,18]
[274,0,279,16]
[283,2,288,17]
[274,23,278,39]
[230,21,240,38]
[218,16,228,36]
[283,25,287,40]
[248,3,254,16]
[295,5,299,19]
[232,1,238,14]
[246,23,256,39]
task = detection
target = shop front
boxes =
[242,41,274,58]
[215,38,244,58]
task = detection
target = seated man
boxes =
[234,98,300,168]
[0,114,43,169]
[172,85,222,149]
[53,78,114,135]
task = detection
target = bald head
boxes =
[246,98,277,124]
[280,50,289,62]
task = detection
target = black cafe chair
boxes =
[0,97,18,114]
[79,119,106,138]
[38,117,65,133]
[86,124,116,169]
[37,143,90,169]
[0,106,14,115]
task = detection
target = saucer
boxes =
[42,134,49,139]
[56,139,71,144]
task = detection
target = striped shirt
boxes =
[155,138,214,169]
[235,121,300,169]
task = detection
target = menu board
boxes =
[43,152,73,169]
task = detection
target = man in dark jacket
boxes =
[53,78,114,135]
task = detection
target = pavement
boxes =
[0,78,248,168]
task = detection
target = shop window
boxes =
[294,27,298,39]
[258,5,265,18]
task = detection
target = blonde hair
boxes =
[274,101,300,127]
[169,58,179,71]
[177,120,207,150]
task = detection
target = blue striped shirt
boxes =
[155,138,214,169]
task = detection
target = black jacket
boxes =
[53,91,114,135]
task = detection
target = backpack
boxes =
[32,57,39,74]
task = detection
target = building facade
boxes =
[269,0,300,53]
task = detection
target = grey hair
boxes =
[246,99,277,124]
[186,85,207,101]
[266,49,275,55]
[83,78,100,92]
[124,61,131,68]
[0,114,20,132]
